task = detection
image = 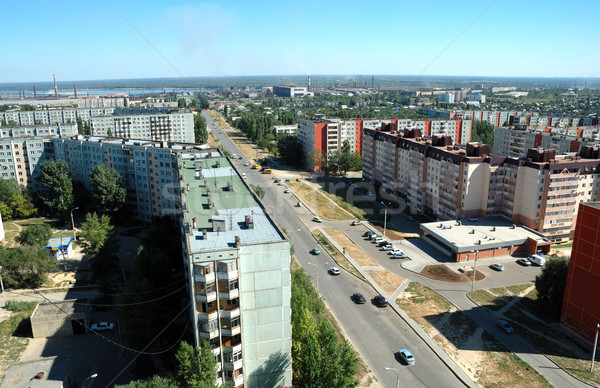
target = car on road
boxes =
[378,240,391,247]
[284,189,290,193]
[398,349,415,365]
[490,263,505,271]
[310,248,321,255]
[497,320,514,334]
[373,295,388,307]
[373,237,384,243]
[382,244,395,251]
[351,220,361,226]
[468,217,478,222]
[90,322,114,331]
[312,216,323,223]
[391,251,408,259]
[244,163,249,166]
[516,258,531,266]
[363,231,372,237]
[330,267,341,275]
[351,293,366,304]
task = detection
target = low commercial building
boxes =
[273,85,308,98]
[0,356,71,388]
[561,202,600,342]
[420,215,551,262]
[45,237,73,259]
[30,300,90,338]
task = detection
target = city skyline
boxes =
[2,0,600,83]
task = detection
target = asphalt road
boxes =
[209,118,470,387]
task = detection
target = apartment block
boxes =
[494,125,599,157]
[437,93,455,104]
[561,202,600,342]
[0,108,115,126]
[363,127,600,242]
[0,137,55,189]
[179,153,292,387]
[0,123,77,139]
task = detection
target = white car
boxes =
[284,189,290,193]
[312,216,323,223]
[90,322,114,331]
[330,267,341,275]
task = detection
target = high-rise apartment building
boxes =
[363,127,600,242]
[178,153,292,387]
[0,137,55,189]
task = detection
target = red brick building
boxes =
[560,202,600,342]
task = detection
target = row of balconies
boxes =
[198,323,242,339]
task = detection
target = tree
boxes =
[249,184,265,199]
[178,98,187,108]
[194,114,208,144]
[277,134,304,169]
[115,375,174,388]
[38,160,74,221]
[0,244,57,288]
[224,105,228,117]
[175,341,218,388]
[535,255,569,320]
[89,163,127,216]
[78,212,114,255]
[471,120,495,148]
[11,193,37,218]
[107,128,114,137]
[16,224,52,247]
[197,95,210,109]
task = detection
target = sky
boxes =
[1,0,599,83]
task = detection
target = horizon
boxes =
[1,1,599,83]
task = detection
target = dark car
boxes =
[497,319,514,334]
[378,240,390,247]
[373,295,388,307]
[351,293,366,304]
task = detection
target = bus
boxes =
[262,168,272,174]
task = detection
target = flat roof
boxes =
[420,215,549,253]
[45,237,73,249]
[31,299,87,320]
[0,357,69,388]
[181,154,284,253]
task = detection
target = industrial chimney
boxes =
[53,74,58,98]
[307,76,311,92]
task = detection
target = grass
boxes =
[288,181,353,220]
[468,289,509,312]
[0,301,36,381]
[365,270,405,295]
[554,242,573,248]
[312,230,365,280]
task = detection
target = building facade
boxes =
[561,202,600,342]
[179,152,292,387]
[363,127,600,242]
[273,85,308,98]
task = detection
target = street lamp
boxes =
[384,366,404,388]
[82,373,98,388]
[70,207,79,241]
[471,250,478,292]
[307,262,319,293]
[380,202,389,237]
[592,323,600,372]
[0,266,6,307]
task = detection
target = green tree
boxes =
[0,179,20,204]
[10,192,37,218]
[0,244,57,288]
[107,128,114,137]
[277,134,304,169]
[535,255,569,320]
[0,203,12,221]
[115,375,174,388]
[471,120,495,148]
[197,95,210,109]
[249,184,265,199]
[175,341,218,388]
[78,212,114,255]
[16,224,52,247]
[178,98,187,108]
[89,163,127,216]
[224,105,228,117]
[194,114,208,144]
[38,160,74,221]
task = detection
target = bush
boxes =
[5,301,38,312]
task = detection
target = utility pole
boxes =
[471,250,478,292]
[70,207,79,241]
[592,323,600,372]
[0,266,6,307]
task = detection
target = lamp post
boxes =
[380,201,389,237]
[471,250,478,292]
[0,266,6,307]
[384,367,402,388]
[82,373,98,388]
[70,207,79,241]
[307,262,319,293]
[592,323,600,372]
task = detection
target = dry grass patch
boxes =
[397,283,550,387]
[366,270,405,295]
[312,231,365,280]
[206,110,228,128]
[288,181,353,220]
[420,264,483,283]
[323,228,378,267]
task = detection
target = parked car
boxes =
[363,231,373,237]
[378,240,391,247]
[312,216,323,223]
[490,263,505,271]
[351,293,366,304]
[90,322,114,331]
[373,295,388,307]
[516,258,531,266]
[382,244,395,251]
[497,320,514,334]
[310,248,321,255]
[392,251,408,259]
[351,220,361,226]
[398,349,415,365]
[330,267,341,275]
[468,217,478,222]
[373,237,384,244]
[284,189,290,193]
[368,233,380,241]
[528,254,546,266]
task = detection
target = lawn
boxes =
[0,301,37,381]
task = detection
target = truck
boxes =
[262,168,272,174]
[528,254,546,266]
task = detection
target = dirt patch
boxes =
[289,181,353,221]
[313,231,365,281]
[366,270,405,295]
[420,265,485,283]
[370,223,419,240]
[323,228,377,267]
[397,282,551,387]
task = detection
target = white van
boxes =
[528,254,546,266]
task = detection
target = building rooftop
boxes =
[181,153,284,253]
[584,202,600,210]
[45,237,73,249]
[420,215,549,253]
[0,357,69,388]
[31,299,87,320]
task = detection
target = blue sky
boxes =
[1,0,599,83]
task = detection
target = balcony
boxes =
[224,343,242,354]
[217,269,238,281]
[198,327,219,339]
[221,325,241,337]
[224,359,244,372]
[197,310,218,322]
[220,307,240,319]
[196,291,216,303]
[212,346,221,356]
[195,272,215,283]
[219,288,239,300]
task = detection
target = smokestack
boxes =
[74,85,77,98]
[53,74,58,98]
[33,86,37,99]
[307,76,311,92]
